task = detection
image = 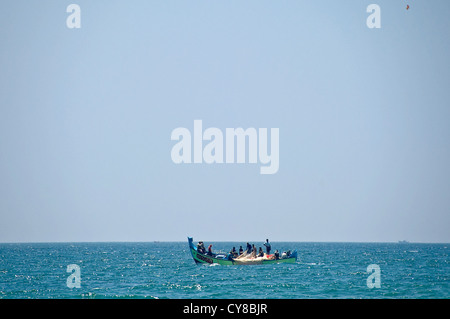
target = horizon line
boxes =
[0,239,448,244]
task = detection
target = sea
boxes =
[0,241,448,299]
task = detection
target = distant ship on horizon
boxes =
[398,240,409,244]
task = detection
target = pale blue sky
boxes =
[0,1,449,242]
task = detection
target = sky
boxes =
[0,1,449,243]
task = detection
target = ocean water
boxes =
[0,242,448,299]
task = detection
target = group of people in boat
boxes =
[197,239,282,260]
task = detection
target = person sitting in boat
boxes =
[258,247,264,258]
[264,239,271,254]
[251,244,257,258]
[274,250,280,260]
[207,244,214,256]
[238,246,243,256]
[197,241,206,254]
[230,247,238,258]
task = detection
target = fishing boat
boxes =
[188,237,297,265]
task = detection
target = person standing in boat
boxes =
[246,242,252,254]
[263,239,271,255]
[238,246,243,256]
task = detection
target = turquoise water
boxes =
[0,242,448,299]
